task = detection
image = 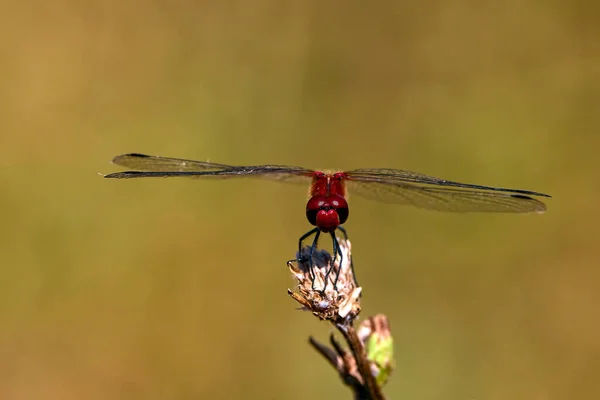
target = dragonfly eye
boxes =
[306,208,318,226]
[329,194,349,225]
[306,195,327,226]
[336,206,349,225]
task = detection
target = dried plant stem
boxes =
[336,322,386,400]
[288,240,392,399]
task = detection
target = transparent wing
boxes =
[111,153,234,171]
[104,153,314,184]
[345,168,550,213]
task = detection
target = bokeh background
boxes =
[1,1,599,399]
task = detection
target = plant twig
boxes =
[287,239,393,399]
[336,322,385,400]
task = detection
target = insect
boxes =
[104,153,551,290]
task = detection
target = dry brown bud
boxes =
[287,238,361,323]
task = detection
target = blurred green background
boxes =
[1,1,599,399]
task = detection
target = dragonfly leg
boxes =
[308,231,321,290]
[337,226,359,288]
[338,225,349,240]
[324,231,343,290]
[298,227,320,288]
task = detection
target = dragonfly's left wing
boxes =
[344,168,551,214]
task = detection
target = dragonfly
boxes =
[104,153,551,290]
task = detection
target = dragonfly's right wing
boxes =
[104,153,314,184]
[111,153,234,172]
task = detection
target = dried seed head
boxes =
[287,239,361,323]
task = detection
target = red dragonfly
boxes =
[104,153,551,289]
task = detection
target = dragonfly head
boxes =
[306,194,349,232]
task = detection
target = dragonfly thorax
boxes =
[306,194,349,233]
